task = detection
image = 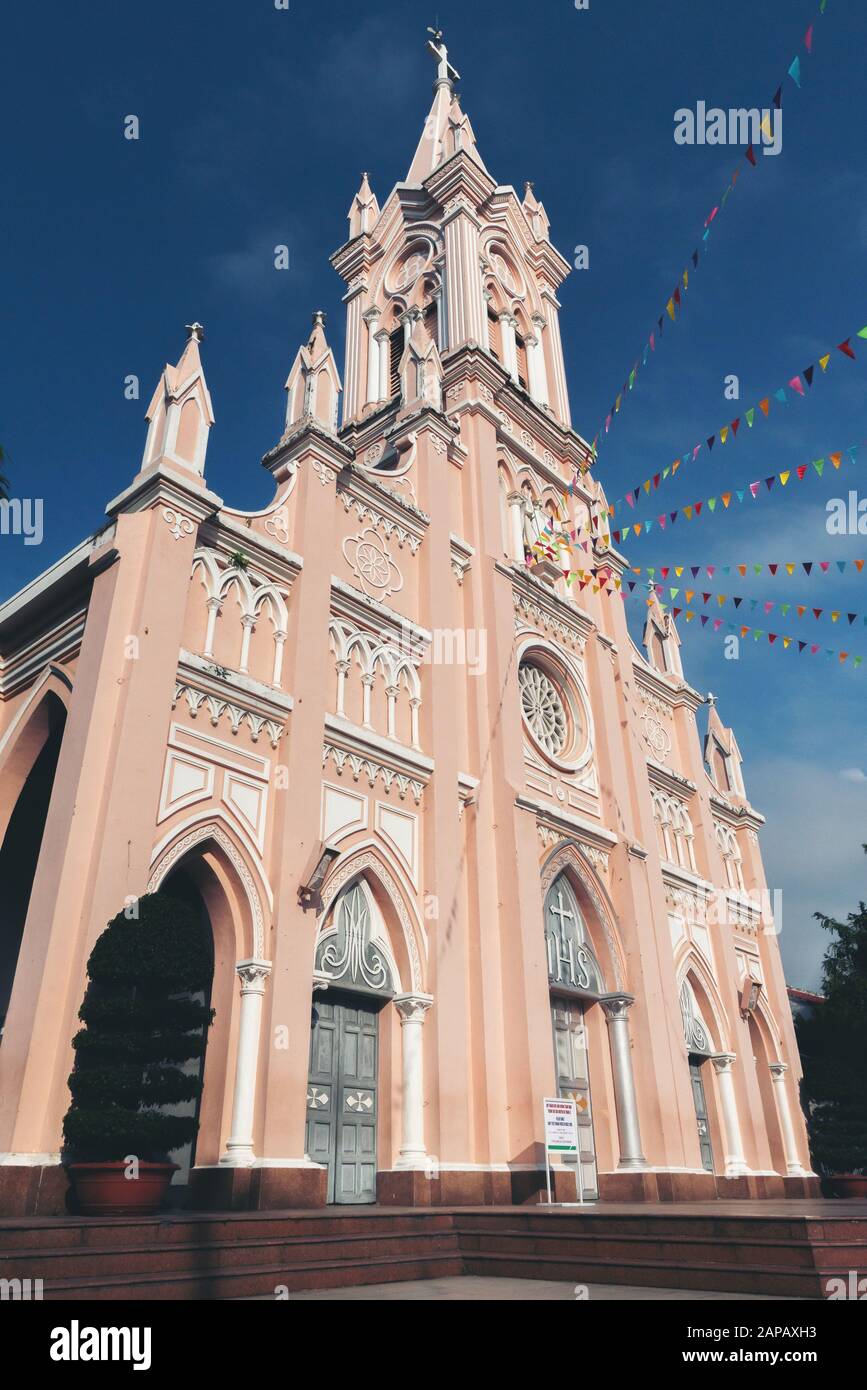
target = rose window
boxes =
[519,662,568,757]
[355,540,391,588]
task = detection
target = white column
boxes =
[385,684,399,740]
[409,695,421,750]
[443,202,486,348]
[528,316,549,406]
[364,308,381,404]
[376,330,389,401]
[239,614,255,674]
[220,958,272,1167]
[711,1053,748,1176]
[342,284,365,423]
[601,994,646,1169]
[769,1062,808,1176]
[361,673,374,729]
[434,276,448,352]
[507,492,525,562]
[271,630,286,688]
[203,596,220,658]
[499,313,518,379]
[393,993,433,1167]
[335,659,350,718]
[542,290,571,426]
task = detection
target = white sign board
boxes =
[543,1097,578,1154]
[542,1097,582,1206]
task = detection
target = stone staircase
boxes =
[2,1203,865,1299]
[0,1210,463,1300]
[455,1206,867,1298]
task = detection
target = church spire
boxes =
[348,171,379,239]
[283,310,342,435]
[141,322,214,477]
[405,28,487,184]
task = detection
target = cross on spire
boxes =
[426,25,460,88]
[185,321,205,342]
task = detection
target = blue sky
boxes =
[4,0,865,988]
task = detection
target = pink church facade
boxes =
[0,45,816,1215]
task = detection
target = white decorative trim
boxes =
[173,649,292,749]
[319,849,423,991]
[147,822,267,957]
[342,527,404,601]
[0,1152,61,1166]
[162,506,195,541]
[323,742,425,805]
[449,533,474,584]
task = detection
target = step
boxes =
[461,1248,830,1298]
[454,1223,865,1270]
[35,1250,466,1301]
[1,1229,460,1280]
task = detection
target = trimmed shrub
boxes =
[63,892,214,1163]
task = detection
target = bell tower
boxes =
[331,28,574,431]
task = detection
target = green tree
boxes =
[63,892,214,1162]
[796,847,867,1174]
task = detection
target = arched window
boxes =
[714,822,745,891]
[315,881,396,995]
[672,802,697,873]
[543,873,604,994]
[679,977,713,1055]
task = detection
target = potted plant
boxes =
[63,891,214,1216]
[796,848,867,1198]
[805,1103,867,1198]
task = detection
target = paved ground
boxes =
[249,1276,801,1301]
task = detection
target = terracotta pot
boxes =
[829,1174,867,1199]
[66,1160,178,1215]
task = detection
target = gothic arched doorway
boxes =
[158,868,216,1192]
[0,693,66,1038]
[543,871,607,1200]
[679,976,717,1173]
[307,878,399,1204]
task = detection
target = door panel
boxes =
[551,1000,598,1199]
[306,994,379,1204]
[689,1057,714,1173]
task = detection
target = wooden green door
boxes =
[306,994,379,1204]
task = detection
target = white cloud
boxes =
[840,767,867,783]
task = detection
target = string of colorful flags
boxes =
[566,566,867,628]
[631,592,861,668]
[588,0,831,461]
[529,439,864,557]
[608,440,864,546]
[627,559,865,580]
[556,566,862,669]
[626,582,867,632]
[569,322,867,542]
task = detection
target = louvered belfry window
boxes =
[487,308,501,360]
[514,331,528,388]
[388,324,404,398]
[423,299,438,350]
